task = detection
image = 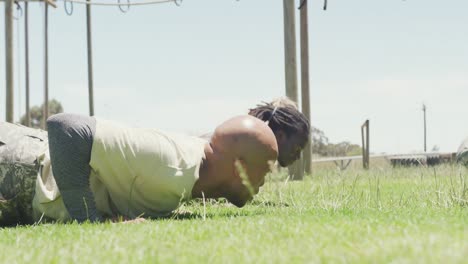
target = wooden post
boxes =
[43,2,49,129]
[422,104,427,152]
[366,120,370,167]
[361,123,365,168]
[25,0,31,126]
[283,0,298,102]
[300,0,312,175]
[86,0,95,116]
[361,120,370,169]
[5,0,14,123]
[283,0,302,180]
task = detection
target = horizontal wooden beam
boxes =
[0,0,57,8]
[45,0,57,8]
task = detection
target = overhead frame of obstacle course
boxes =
[3,0,321,175]
[3,0,182,127]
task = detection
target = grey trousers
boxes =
[47,113,102,222]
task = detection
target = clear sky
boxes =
[1,0,467,154]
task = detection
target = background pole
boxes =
[300,0,312,175]
[283,0,303,180]
[25,0,31,126]
[423,104,427,152]
[5,0,14,122]
[43,2,49,129]
[87,0,95,116]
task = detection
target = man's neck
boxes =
[192,142,225,199]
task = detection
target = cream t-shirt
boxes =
[33,118,207,220]
[89,118,207,218]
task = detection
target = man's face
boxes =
[276,131,306,167]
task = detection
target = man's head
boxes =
[207,115,278,207]
[249,100,310,167]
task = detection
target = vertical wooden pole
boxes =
[25,0,31,126]
[5,0,14,123]
[300,0,312,175]
[361,120,370,169]
[43,2,49,129]
[283,0,302,180]
[283,0,298,102]
[366,120,370,168]
[361,123,365,168]
[361,119,370,169]
[423,104,427,152]
[86,0,95,116]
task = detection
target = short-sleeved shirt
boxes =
[88,118,207,218]
[34,119,207,220]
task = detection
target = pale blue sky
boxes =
[1,0,467,154]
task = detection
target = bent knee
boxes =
[46,113,71,126]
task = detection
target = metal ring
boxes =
[174,0,183,6]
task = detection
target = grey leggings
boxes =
[47,113,102,222]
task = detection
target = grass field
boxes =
[1,164,467,263]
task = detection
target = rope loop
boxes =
[53,0,179,7]
[118,0,131,13]
[298,0,327,10]
[64,0,74,16]
[174,0,182,6]
[298,0,306,9]
[13,1,23,20]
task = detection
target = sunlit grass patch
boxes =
[0,165,466,263]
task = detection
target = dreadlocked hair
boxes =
[248,102,310,144]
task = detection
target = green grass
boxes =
[1,165,467,263]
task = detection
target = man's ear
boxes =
[275,130,286,143]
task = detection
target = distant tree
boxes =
[311,127,362,157]
[20,99,64,129]
[311,127,329,156]
[324,141,362,157]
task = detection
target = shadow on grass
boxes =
[1,198,290,228]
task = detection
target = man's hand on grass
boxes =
[110,216,146,224]
[121,217,146,224]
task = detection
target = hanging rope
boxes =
[298,0,305,9]
[13,1,23,20]
[298,0,327,10]
[57,0,181,7]
[64,0,74,15]
[118,0,130,13]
